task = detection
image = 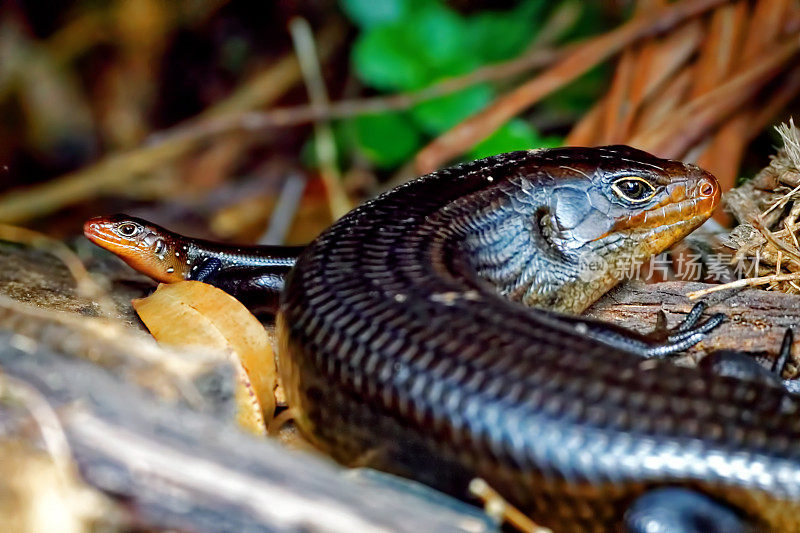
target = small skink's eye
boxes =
[611,177,656,203]
[116,222,140,237]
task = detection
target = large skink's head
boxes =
[83,214,190,282]
[541,145,719,248]
[511,145,720,311]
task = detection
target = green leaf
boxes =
[353,113,421,168]
[515,0,550,20]
[465,12,529,64]
[406,4,468,71]
[352,3,479,90]
[465,0,549,63]
[352,25,430,90]
[468,119,561,160]
[339,0,411,29]
[410,84,493,135]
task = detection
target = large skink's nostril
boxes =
[698,178,716,198]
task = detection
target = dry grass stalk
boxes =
[696,0,792,195]
[549,0,799,205]
[629,35,800,158]
[289,17,350,220]
[0,22,346,224]
[413,0,729,173]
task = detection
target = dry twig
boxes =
[469,478,552,533]
[687,271,800,298]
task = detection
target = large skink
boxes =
[86,146,800,531]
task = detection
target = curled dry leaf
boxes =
[132,281,276,435]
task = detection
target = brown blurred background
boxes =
[1,0,798,243]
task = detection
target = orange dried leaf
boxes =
[132,281,276,435]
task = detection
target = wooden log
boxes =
[0,330,495,532]
[587,281,800,373]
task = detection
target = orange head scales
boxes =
[83,214,191,282]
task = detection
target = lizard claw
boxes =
[641,302,724,359]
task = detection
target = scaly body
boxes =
[277,147,800,531]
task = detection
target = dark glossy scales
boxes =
[277,148,800,530]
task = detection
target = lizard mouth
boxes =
[83,217,124,249]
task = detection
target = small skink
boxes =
[84,214,303,313]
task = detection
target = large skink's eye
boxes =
[116,222,141,237]
[611,177,656,203]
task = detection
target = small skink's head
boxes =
[83,214,190,282]
[521,145,720,311]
